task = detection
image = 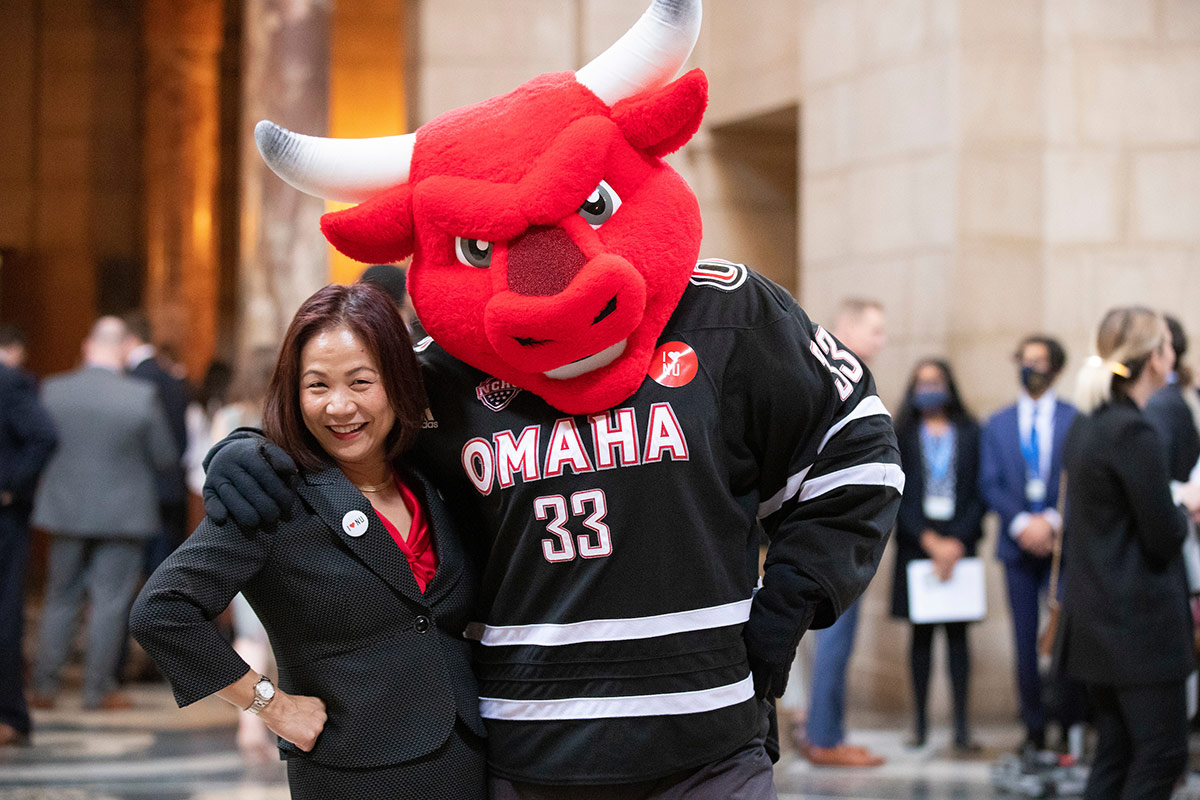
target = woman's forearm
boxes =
[215,667,258,710]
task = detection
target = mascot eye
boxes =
[578,180,622,228]
[455,237,493,268]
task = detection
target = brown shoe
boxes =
[0,723,29,746]
[28,693,55,710]
[804,743,886,767]
[87,692,134,711]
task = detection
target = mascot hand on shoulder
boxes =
[256,0,706,415]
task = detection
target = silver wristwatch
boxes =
[246,674,276,715]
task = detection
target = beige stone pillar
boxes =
[239,0,331,351]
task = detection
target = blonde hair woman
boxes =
[1061,306,1200,799]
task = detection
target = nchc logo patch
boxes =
[476,377,522,412]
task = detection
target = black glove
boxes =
[743,575,819,700]
[202,431,298,527]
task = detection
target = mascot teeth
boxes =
[542,340,628,380]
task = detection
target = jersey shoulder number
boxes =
[690,259,748,292]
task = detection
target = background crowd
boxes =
[2,280,1200,797]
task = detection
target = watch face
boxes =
[258,681,275,700]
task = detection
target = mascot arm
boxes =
[201,428,298,527]
[728,298,902,698]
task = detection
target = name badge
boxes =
[1025,478,1047,504]
[924,495,955,521]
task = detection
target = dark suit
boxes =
[129,354,190,573]
[130,463,486,797]
[890,419,984,742]
[0,365,57,735]
[1145,382,1200,483]
[979,397,1076,740]
[1062,395,1192,798]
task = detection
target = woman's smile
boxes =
[328,421,368,439]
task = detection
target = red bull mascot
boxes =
[204,1,902,796]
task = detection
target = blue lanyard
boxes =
[920,424,954,482]
[1021,404,1049,480]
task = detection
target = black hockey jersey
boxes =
[415,261,903,784]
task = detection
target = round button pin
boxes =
[649,341,698,388]
[342,510,369,537]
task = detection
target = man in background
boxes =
[122,313,189,576]
[798,298,890,767]
[29,317,177,711]
[979,335,1076,752]
[0,325,56,744]
[0,325,29,370]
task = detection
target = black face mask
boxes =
[1020,366,1053,395]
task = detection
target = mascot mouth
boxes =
[542,339,628,380]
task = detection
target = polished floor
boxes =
[3,686,1200,799]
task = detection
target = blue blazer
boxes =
[979,399,1076,565]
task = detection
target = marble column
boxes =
[143,0,223,378]
[239,0,331,352]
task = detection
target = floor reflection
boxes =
[3,686,1200,799]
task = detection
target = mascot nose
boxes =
[506,226,588,297]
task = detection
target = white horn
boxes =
[254,121,416,204]
[574,0,702,107]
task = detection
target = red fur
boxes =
[323,70,708,414]
[611,69,708,158]
[321,186,414,264]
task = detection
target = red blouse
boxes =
[373,478,438,592]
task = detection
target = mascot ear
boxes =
[320,185,415,264]
[611,68,708,159]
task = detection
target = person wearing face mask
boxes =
[1061,307,1200,799]
[890,360,985,753]
[979,335,1076,753]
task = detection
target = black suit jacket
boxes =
[890,419,985,619]
[130,356,189,504]
[0,364,57,510]
[1061,395,1194,686]
[130,462,485,768]
[1145,383,1200,483]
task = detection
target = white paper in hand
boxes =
[907,557,986,624]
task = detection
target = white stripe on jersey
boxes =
[479,675,755,721]
[817,395,891,454]
[756,465,813,519]
[466,598,752,647]
[799,462,905,503]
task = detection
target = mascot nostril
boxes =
[593,295,618,325]
[506,226,588,297]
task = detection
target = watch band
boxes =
[246,675,275,715]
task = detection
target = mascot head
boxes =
[256,0,707,415]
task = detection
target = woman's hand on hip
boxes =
[259,691,327,752]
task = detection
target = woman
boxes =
[130,283,486,799]
[890,359,984,752]
[1062,306,1200,799]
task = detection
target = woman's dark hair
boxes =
[1166,315,1192,387]
[262,282,427,472]
[894,358,974,434]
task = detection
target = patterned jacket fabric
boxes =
[129,462,484,770]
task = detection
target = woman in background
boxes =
[890,358,985,752]
[1062,306,1200,799]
